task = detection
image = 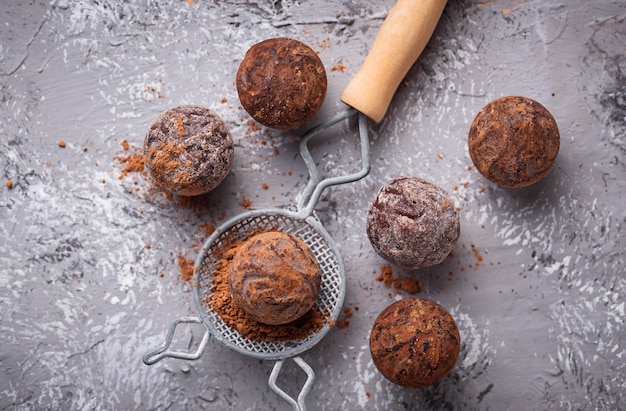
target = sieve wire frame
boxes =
[192,207,347,361]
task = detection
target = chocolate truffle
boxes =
[366,177,460,269]
[236,37,327,129]
[144,104,233,196]
[229,231,322,326]
[468,96,560,188]
[370,298,460,388]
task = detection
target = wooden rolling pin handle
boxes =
[340,0,447,123]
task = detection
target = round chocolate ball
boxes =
[370,298,461,388]
[366,176,460,269]
[229,231,322,325]
[143,105,233,196]
[468,96,560,188]
[236,37,327,129]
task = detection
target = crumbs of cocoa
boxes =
[177,254,195,282]
[115,152,146,179]
[335,307,353,329]
[376,264,421,295]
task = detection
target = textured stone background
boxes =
[1,0,624,409]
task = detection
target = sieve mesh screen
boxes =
[194,211,345,359]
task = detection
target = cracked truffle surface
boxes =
[143,105,233,196]
[236,37,327,129]
[468,96,560,188]
[229,231,322,326]
[366,177,460,269]
[370,298,460,388]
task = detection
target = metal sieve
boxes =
[143,109,370,411]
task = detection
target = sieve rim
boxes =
[192,207,346,361]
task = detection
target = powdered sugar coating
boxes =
[366,176,460,269]
[143,105,233,196]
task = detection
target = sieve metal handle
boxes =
[296,109,370,217]
[268,356,315,411]
[143,317,210,365]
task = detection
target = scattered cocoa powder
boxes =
[317,38,332,50]
[335,307,353,329]
[376,264,421,295]
[376,264,395,288]
[209,236,328,342]
[470,243,484,269]
[115,152,146,179]
[177,254,196,282]
[246,119,262,136]
[199,222,215,238]
[331,61,345,72]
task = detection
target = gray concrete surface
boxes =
[1,0,625,409]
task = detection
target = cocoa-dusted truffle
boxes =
[144,105,233,196]
[229,231,322,325]
[468,96,560,188]
[366,177,460,269]
[236,38,327,129]
[370,298,460,388]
